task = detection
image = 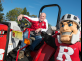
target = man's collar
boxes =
[39,18,44,22]
[39,20,41,22]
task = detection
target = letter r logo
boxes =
[57,46,74,61]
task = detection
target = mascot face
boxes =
[60,20,78,44]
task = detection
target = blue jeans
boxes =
[20,30,42,51]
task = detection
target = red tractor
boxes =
[15,4,61,61]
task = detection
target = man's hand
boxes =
[17,14,24,21]
[35,28,41,33]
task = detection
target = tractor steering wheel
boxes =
[18,20,29,31]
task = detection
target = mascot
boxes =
[42,14,81,61]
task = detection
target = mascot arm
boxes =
[41,31,57,48]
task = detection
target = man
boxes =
[17,13,48,58]
[42,14,81,61]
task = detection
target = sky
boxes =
[2,0,81,26]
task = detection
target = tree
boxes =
[20,7,37,26]
[22,7,37,18]
[30,15,37,18]
[0,0,4,22]
[21,7,30,16]
[20,7,31,26]
[2,16,6,22]
[6,8,23,21]
[6,7,37,26]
